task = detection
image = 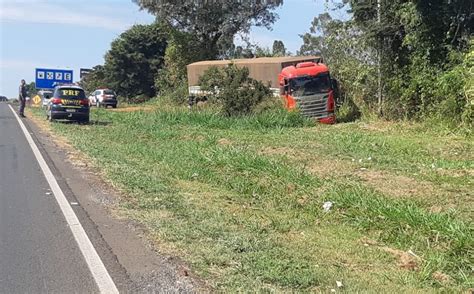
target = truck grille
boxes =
[294,94,329,119]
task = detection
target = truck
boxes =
[186,56,336,124]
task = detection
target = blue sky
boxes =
[0,0,336,98]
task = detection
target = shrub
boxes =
[199,64,272,116]
[130,94,152,104]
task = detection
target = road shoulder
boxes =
[24,108,204,293]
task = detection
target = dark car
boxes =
[46,85,89,123]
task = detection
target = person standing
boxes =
[18,79,27,117]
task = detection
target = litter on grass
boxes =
[323,201,333,212]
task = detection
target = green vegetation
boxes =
[30,105,473,292]
[81,1,472,130]
[31,0,473,291]
[26,82,38,97]
[198,64,272,116]
[80,23,167,101]
[132,0,283,57]
[299,2,473,129]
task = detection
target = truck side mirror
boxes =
[279,79,289,95]
[279,86,285,95]
[280,84,290,95]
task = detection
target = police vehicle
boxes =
[46,84,89,123]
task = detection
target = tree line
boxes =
[81,0,472,129]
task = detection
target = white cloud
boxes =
[0,2,132,31]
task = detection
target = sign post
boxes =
[32,95,41,106]
[35,68,74,90]
[80,68,92,79]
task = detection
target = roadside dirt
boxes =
[25,108,206,293]
[356,170,436,199]
[360,237,421,272]
[109,106,156,112]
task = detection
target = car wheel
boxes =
[79,117,89,124]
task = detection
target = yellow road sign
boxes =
[33,95,41,105]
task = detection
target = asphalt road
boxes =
[0,103,99,293]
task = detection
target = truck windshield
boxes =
[290,74,331,96]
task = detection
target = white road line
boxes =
[8,105,119,294]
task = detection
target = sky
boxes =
[0,0,339,98]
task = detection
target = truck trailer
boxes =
[187,56,336,123]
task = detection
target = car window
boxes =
[54,88,86,99]
[104,90,115,95]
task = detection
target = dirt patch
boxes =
[259,146,298,157]
[217,138,232,146]
[435,167,474,179]
[180,134,205,142]
[359,237,379,247]
[111,106,156,112]
[358,121,399,133]
[432,271,451,284]
[357,170,436,199]
[307,159,357,178]
[359,236,422,272]
[381,247,421,271]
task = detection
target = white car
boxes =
[88,89,117,108]
[88,91,97,106]
[39,90,53,108]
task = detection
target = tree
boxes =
[254,46,273,57]
[344,0,473,116]
[299,13,376,118]
[272,40,287,56]
[132,0,283,58]
[103,23,167,100]
[26,82,38,97]
[155,26,208,103]
[79,65,106,94]
[304,1,472,125]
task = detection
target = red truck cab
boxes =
[279,61,336,124]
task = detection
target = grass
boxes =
[29,104,473,292]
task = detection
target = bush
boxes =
[199,64,272,116]
[130,94,152,104]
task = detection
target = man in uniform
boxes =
[18,79,27,117]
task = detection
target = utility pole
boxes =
[377,0,383,116]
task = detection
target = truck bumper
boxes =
[318,115,336,124]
